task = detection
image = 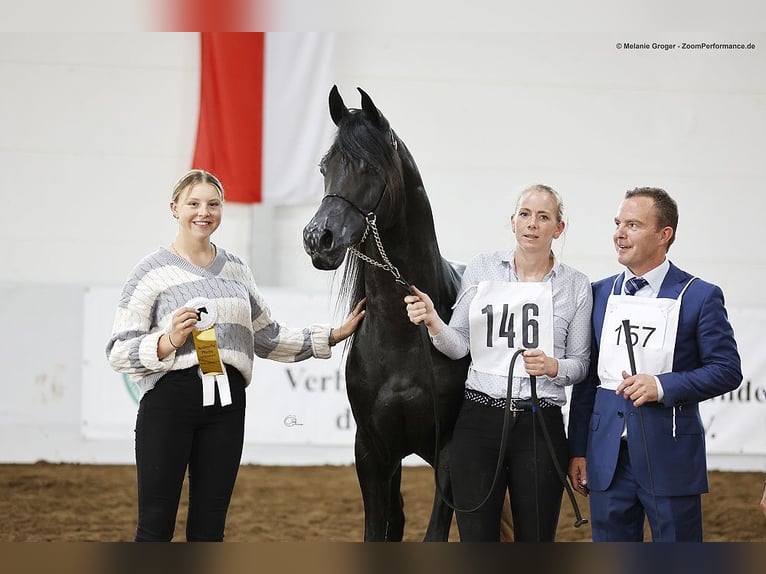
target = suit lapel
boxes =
[594,274,620,346]
[658,262,692,299]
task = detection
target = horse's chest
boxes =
[345,366,427,411]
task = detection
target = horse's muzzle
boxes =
[303,224,345,270]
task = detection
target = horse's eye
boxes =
[358,160,378,175]
[318,162,326,176]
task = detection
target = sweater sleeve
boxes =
[106,276,175,376]
[245,269,332,362]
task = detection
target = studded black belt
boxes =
[464,388,558,411]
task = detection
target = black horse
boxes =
[303,86,470,541]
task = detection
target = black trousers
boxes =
[134,365,246,542]
[449,397,568,541]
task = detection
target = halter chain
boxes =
[348,213,410,289]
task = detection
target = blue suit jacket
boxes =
[568,262,741,496]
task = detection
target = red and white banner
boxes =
[192,32,264,203]
[192,32,334,205]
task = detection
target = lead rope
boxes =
[421,317,588,527]
[418,323,525,514]
[529,371,589,529]
[347,225,513,513]
[343,217,586,527]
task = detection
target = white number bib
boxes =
[469,281,554,378]
[597,276,695,390]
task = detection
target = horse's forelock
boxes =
[333,111,405,218]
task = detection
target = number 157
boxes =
[615,324,656,348]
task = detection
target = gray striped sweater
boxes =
[106,246,332,398]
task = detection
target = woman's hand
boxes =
[404,285,444,336]
[170,306,201,344]
[330,298,367,346]
[521,348,559,378]
[158,306,199,358]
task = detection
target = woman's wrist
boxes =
[329,328,337,347]
[425,316,444,337]
[167,332,183,349]
[547,357,560,378]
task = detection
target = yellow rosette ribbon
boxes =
[185,297,232,406]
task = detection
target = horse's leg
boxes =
[385,463,405,541]
[423,442,453,541]
[354,433,392,542]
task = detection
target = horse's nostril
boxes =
[302,229,314,251]
[319,229,334,251]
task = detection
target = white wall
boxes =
[286,32,766,307]
[3,32,764,299]
[1,31,765,466]
[1,34,194,283]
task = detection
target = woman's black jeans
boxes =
[134,365,246,542]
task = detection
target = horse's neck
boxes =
[363,186,446,302]
[400,183,444,274]
[359,146,452,317]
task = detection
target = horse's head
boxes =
[303,86,404,270]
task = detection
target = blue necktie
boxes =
[624,276,648,296]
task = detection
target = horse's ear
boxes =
[329,85,349,126]
[358,87,383,128]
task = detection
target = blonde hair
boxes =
[514,184,564,222]
[171,169,225,204]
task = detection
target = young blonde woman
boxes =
[404,184,591,541]
[107,169,364,541]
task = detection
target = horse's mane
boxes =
[325,109,405,217]
[323,109,408,318]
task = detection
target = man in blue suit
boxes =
[567,187,741,541]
